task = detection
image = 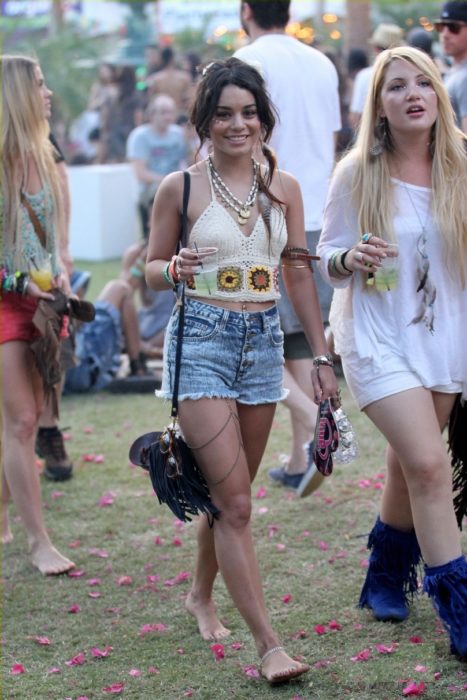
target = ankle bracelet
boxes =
[261,645,284,665]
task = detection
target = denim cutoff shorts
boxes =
[157,297,286,405]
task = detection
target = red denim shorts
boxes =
[0,292,68,344]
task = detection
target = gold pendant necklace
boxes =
[208,156,259,226]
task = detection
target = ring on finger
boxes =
[175,256,182,275]
[355,251,363,262]
[361,233,372,244]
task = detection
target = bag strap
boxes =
[20,192,47,248]
[170,171,191,421]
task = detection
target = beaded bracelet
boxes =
[162,262,176,288]
[330,250,352,278]
[312,353,334,368]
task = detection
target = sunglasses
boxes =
[434,20,467,34]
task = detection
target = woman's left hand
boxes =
[311,365,339,405]
[53,272,71,296]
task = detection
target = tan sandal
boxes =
[260,645,310,685]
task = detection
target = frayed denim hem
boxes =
[155,389,289,403]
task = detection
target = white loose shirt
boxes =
[317,169,467,401]
[235,34,341,230]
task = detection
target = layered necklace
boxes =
[399,177,436,334]
[208,155,259,225]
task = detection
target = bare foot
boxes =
[185,592,231,641]
[30,542,75,576]
[261,647,310,685]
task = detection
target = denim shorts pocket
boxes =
[267,315,284,347]
[180,313,221,342]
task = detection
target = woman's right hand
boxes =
[174,246,218,283]
[345,235,392,273]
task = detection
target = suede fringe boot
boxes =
[423,555,467,659]
[358,516,421,622]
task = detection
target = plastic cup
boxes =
[374,243,399,291]
[30,256,53,291]
[192,247,218,296]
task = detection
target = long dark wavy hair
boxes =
[190,57,283,211]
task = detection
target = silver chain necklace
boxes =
[399,177,436,333]
[208,155,259,225]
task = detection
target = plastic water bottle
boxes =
[333,407,358,464]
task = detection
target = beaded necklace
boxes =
[208,155,259,226]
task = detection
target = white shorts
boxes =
[342,351,461,410]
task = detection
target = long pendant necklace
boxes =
[208,155,259,225]
[399,177,436,333]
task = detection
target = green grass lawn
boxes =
[2,261,466,699]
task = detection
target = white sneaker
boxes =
[295,461,325,498]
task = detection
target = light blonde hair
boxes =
[1,54,63,267]
[336,46,467,286]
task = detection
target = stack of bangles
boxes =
[329,250,353,278]
[162,255,180,288]
[0,268,30,297]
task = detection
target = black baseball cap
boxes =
[437,1,467,23]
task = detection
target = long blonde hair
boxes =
[336,46,467,286]
[1,54,62,267]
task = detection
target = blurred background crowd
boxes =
[2,0,457,170]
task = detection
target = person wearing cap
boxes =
[435,0,467,133]
[349,23,405,129]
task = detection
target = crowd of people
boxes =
[1,0,466,687]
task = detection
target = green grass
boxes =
[2,262,467,700]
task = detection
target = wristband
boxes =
[162,262,176,288]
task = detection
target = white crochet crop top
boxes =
[186,163,287,302]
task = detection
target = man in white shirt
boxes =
[435,0,467,134]
[235,0,341,497]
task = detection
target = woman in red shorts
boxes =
[1,55,75,574]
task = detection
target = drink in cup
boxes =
[374,243,399,292]
[192,247,218,296]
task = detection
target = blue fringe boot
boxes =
[358,517,421,622]
[423,555,467,659]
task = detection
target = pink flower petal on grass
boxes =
[10,663,26,674]
[129,668,141,677]
[90,646,113,658]
[117,575,133,586]
[148,666,160,674]
[51,491,64,499]
[84,426,94,433]
[99,492,115,507]
[414,665,427,673]
[314,624,327,635]
[93,454,105,463]
[172,537,183,546]
[47,667,61,674]
[88,591,101,599]
[154,536,163,545]
[231,642,244,650]
[243,664,260,678]
[102,683,124,694]
[375,643,397,654]
[34,636,51,645]
[87,578,101,586]
[68,569,85,578]
[276,543,286,551]
[403,681,426,696]
[255,486,267,499]
[318,541,329,550]
[139,623,167,636]
[282,594,292,604]
[409,636,424,644]
[210,643,225,660]
[328,619,342,631]
[68,603,81,613]
[65,652,86,666]
[351,648,371,662]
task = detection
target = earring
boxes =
[370,117,391,157]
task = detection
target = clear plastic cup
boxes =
[374,243,399,292]
[30,255,53,291]
[192,248,218,296]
